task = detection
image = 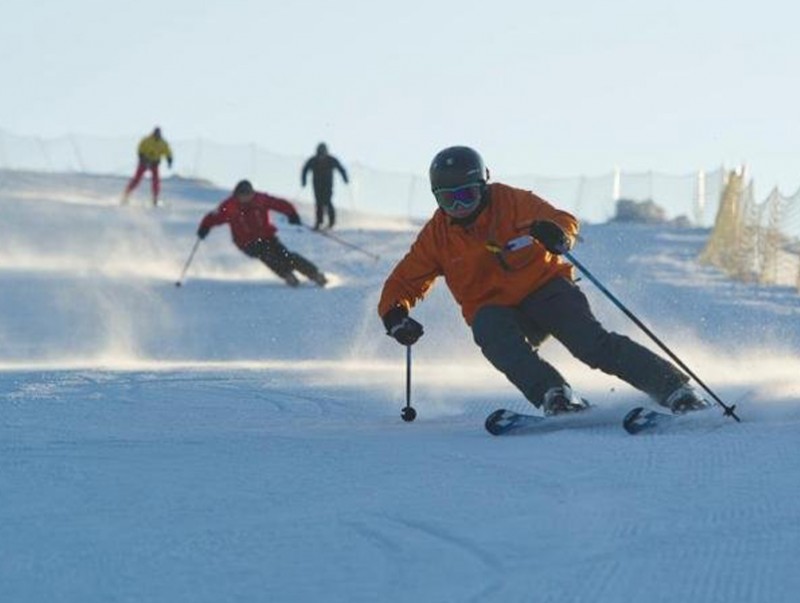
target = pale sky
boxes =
[2,0,799,195]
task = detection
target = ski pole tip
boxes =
[401,406,417,422]
[723,404,741,422]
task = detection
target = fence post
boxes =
[694,169,706,225]
[37,137,53,171]
[406,175,417,220]
[612,166,621,202]
[574,174,586,219]
[192,138,203,178]
[69,134,86,172]
[0,130,7,169]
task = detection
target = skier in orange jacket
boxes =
[378,146,708,417]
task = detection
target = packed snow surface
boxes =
[1,172,799,602]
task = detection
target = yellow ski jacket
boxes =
[137,135,172,165]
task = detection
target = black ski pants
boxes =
[471,277,688,408]
[243,237,321,280]
[313,186,335,229]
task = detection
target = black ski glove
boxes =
[529,221,570,255]
[197,224,210,240]
[288,213,301,225]
[382,306,424,346]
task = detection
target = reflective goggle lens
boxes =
[433,183,483,212]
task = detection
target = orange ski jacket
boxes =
[378,183,579,325]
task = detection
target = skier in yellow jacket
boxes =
[122,127,173,206]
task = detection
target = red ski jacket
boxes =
[199,192,299,249]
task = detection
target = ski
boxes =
[623,405,723,435]
[622,406,675,434]
[484,405,593,436]
[485,409,546,435]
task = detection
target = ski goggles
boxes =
[432,183,484,214]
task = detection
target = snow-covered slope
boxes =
[1,171,799,602]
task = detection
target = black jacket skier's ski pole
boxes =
[305,225,380,261]
[564,250,740,422]
[175,238,201,287]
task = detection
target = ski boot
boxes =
[541,385,590,417]
[664,383,710,414]
[310,271,328,287]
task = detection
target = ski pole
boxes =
[306,225,380,261]
[175,238,201,287]
[563,250,740,422]
[401,344,417,422]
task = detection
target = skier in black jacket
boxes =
[301,143,349,230]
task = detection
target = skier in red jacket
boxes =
[197,180,328,287]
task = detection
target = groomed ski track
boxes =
[1,172,799,602]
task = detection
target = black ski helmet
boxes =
[429,146,487,192]
[234,179,254,196]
